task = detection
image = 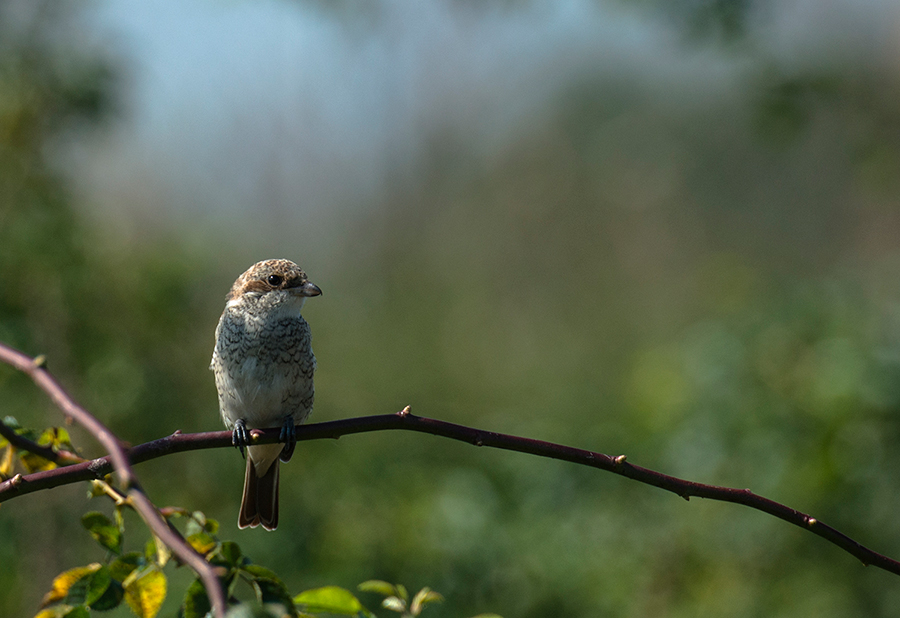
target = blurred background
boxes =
[3,0,900,615]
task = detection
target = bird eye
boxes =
[267,274,283,286]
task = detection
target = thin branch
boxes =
[0,343,228,618]
[0,416,84,465]
[2,408,898,578]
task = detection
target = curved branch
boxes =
[0,343,227,618]
[2,407,898,577]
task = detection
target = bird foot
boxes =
[279,416,296,463]
[232,418,250,459]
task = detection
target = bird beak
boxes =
[298,281,322,297]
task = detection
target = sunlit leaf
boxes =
[34,605,90,618]
[123,567,166,618]
[40,564,102,607]
[381,596,406,613]
[357,580,397,597]
[409,588,443,616]
[185,531,217,556]
[34,605,74,618]
[81,511,122,554]
[0,445,14,478]
[293,586,367,616]
[19,450,57,473]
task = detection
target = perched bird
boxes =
[211,259,322,530]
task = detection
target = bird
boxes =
[210,259,322,530]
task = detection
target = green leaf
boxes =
[41,564,102,607]
[409,588,443,616]
[357,580,397,597]
[145,536,172,568]
[201,514,219,535]
[218,541,243,567]
[37,426,75,452]
[88,579,124,611]
[239,564,283,583]
[251,579,297,618]
[81,511,123,555]
[468,614,505,618]
[395,585,408,603]
[293,586,367,616]
[181,579,209,618]
[123,566,167,618]
[109,552,143,582]
[382,597,406,613]
[62,607,90,618]
[83,565,112,606]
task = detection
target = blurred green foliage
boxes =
[4,2,900,618]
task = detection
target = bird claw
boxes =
[232,418,249,459]
[279,416,296,463]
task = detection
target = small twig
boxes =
[0,417,85,466]
[1,410,898,578]
[0,343,227,618]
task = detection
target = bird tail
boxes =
[238,456,279,531]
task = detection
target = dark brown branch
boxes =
[0,416,84,465]
[0,343,227,618]
[1,408,898,578]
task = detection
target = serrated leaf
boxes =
[409,588,443,616]
[293,586,366,615]
[181,579,210,618]
[41,564,102,607]
[109,552,143,582]
[83,565,112,606]
[81,512,123,555]
[357,580,397,597]
[382,596,406,613]
[88,579,124,611]
[123,567,166,618]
